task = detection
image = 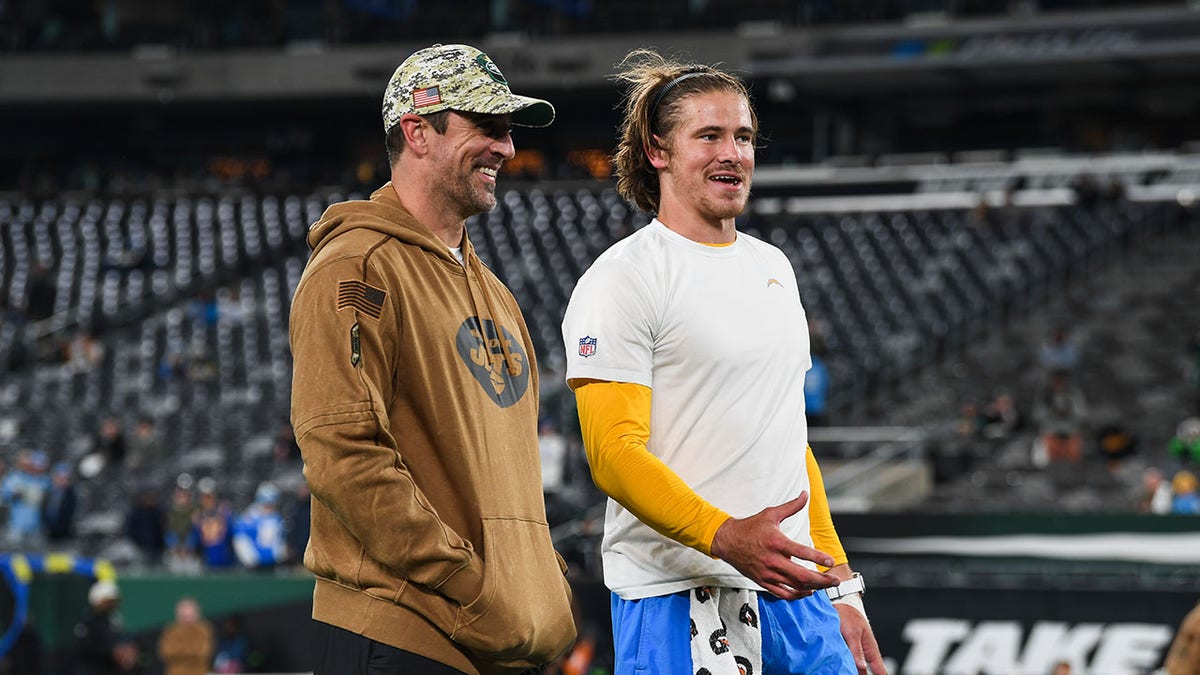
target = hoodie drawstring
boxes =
[465,241,520,377]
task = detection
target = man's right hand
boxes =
[708,491,841,600]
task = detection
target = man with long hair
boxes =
[562,49,885,674]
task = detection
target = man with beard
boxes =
[289,43,575,674]
[562,50,885,674]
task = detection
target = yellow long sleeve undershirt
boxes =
[574,379,848,567]
[806,438,849,569]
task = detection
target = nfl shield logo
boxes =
[578,336,597,358]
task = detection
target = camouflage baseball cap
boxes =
[383,44,555,132]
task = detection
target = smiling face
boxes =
[649,90,755,240]
[427,110,515,221]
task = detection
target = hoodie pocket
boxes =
[451,517,576,665]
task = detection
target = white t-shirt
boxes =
[562,219,814,599]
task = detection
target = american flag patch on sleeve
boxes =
[337,280,387,320]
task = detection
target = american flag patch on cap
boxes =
[413,86,441,108]
[337,280,387,320]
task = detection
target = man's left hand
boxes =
[835,603,887,675]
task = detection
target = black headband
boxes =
[648,71,706,132]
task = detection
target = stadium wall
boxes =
[12,510,1196,673]
[30,576,1192,673]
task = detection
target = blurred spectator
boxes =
[189,292,219,328]
[42,461,78,543]
[233,482,288,569]
[212,616,258,674]
[2,450,50,547]
[127,418,165,472]
[979,391,1021,440]
[284,481,311,566]
[804,350,831,427]
[968,195,997,230]
[216,287,245,327]
[1137,467,1173,515]
[72,580,138,675]
[957,402,982,438]
[95,417,128,468]
[78,451,107,480]
[164,476,200,573]
[192,478,236,568]
[1038,328,1080,373]
[66,330,105,374]
[1170,417,1200,465]
[1032,371,1088,464]
[156,348,190,385]
[125,488,166,565]
[1172,470,1200,515]
[157,597,215,675]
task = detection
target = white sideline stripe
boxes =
[845,533,1200,564]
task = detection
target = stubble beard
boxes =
[448,174,497,219]
[700,187,750,222]
[436,155,498,220]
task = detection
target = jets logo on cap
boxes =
[475,53,507,84]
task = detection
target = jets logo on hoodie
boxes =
[455,317,529,408]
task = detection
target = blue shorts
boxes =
[611,589,855,675]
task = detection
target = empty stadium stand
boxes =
[1,149,1197,557]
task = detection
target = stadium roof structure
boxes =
[3,5,1200,103]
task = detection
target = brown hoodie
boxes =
[157,620,214,675]
[289,183,575,673]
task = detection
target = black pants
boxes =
[312,621,468,675]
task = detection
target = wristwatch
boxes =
[824,572,865,601]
